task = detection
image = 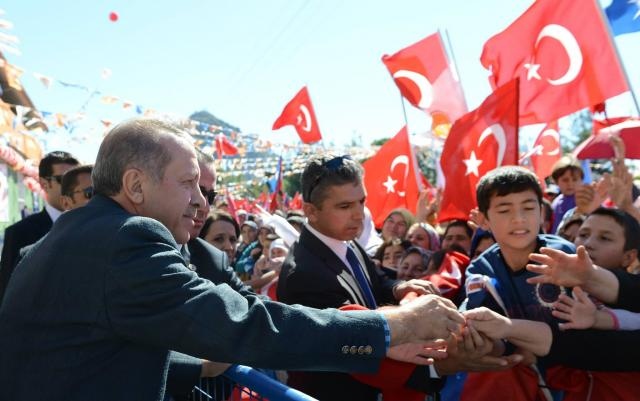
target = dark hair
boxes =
[589,207,640,254]
[373,237,412,262]
[443,219,473,239]
[93,118,191,196]
[551,155,584,182]
[61,165,93,197]
[301,153,363,207]
[200,210,241,240]
[476,166,543,215]
[39,151,79,178]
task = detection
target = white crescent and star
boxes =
[524,23,583,86]
[296,105,312,132]
[540,128,560,156]
[383,155,410,196]
[463,124,507,177]
[393,69,434,109]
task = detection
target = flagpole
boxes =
[441,28,468,110]
[595,0,640,116]
[399,95,409,127]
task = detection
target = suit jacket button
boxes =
[364,345,373,355]
[341,346,350,354]
[350,346,358,355]
[357,346,365,355]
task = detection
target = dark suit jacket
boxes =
[166,238,258,400]
[0,195,388,401]
[0,209,52,304]
[186,238,254,298]
[277,227,399,401]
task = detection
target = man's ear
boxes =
[39,177,51,191]
[121,168,145,205]
[302,201,318,224]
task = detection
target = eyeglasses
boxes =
[200,186,218,205]
[46,175,64,185]
[71,186,93,200]
[304,155,352,202]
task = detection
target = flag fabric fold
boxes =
[272,86,322,144]
[481,0,628,125]
[362,126,421,228]
[606,0,640,36]
[529,120,561,181]
[439,79,520,222]
[382,32,467,131]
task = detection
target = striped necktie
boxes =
[345,245,377,309]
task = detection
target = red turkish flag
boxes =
[481,0,628,125]
[574,117,640,159]
[363,126,421,228]
[272,86,322,144]
[382,32,467,129]
[215,134,238,159]
[530,121,561,180]
[439,79,520,222]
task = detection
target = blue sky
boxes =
[2,0,639,162]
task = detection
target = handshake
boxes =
[380,294,552,373]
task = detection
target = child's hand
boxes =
[463,307,512,339]
[527,245,595,287]
[575,182,606,215]
[552,286,596,330]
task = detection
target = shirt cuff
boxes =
[429,364,441,378]
[379,313,391,352]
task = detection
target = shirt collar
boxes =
[305,223,349,262]
[44,202,63,223]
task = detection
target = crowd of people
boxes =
[0,117,639,401]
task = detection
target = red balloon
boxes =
[109,12,118,22]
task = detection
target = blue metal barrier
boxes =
[189,365,318,401]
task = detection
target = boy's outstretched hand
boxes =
[526,245,594,287]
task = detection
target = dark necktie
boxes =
[345,245,377,309]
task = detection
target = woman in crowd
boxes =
[199,210,240,263]
[373,238,412,279]
[406,222,441,252]
[396,246,433,281]
[380,208,414,241]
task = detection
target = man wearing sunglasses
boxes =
[277,153,449,401]
[0,150,78,305]
[0,119,468,401]
[61,165,94,211]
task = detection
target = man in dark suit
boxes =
[0,150,79,304]
[277,154,446,401]
[0,118,465,401]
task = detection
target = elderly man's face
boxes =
[138,138,205,244]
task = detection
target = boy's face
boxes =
[574,214,635,270]
[555,170,581,196]
[481,190,542,256]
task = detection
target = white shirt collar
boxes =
[44,202,63,223]
[305,223,350,266]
